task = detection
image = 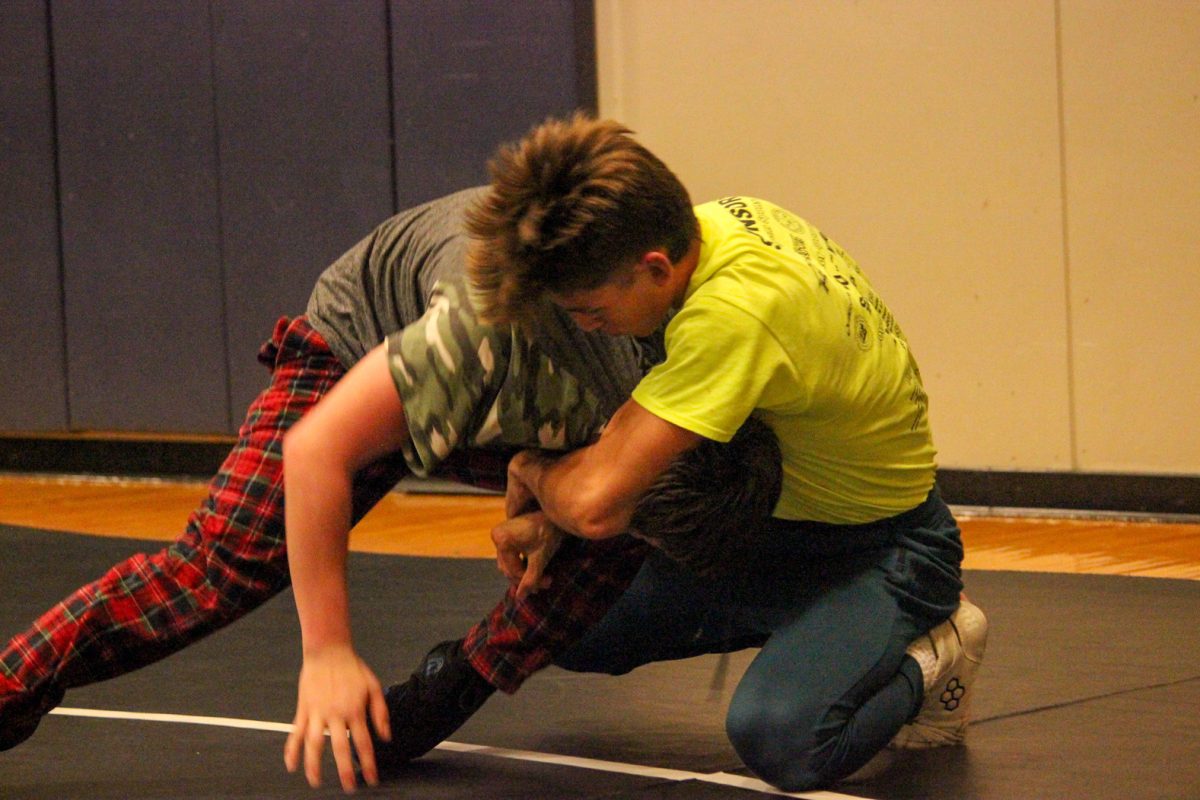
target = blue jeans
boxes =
[554,487,964,791]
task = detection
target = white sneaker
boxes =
[889,597,988,749]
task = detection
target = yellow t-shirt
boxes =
[631,197,937,524]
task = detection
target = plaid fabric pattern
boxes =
[1,315,639,732]
[0,317,407,710]
[463,535,650,694]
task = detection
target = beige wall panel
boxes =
[1060,1,1200,474]
[597,0,1072,470]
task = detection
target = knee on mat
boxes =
[725,694,832,792]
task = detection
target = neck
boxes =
[670,238,702,308]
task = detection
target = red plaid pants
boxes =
[1,316,646,732]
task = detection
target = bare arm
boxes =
[282,342,408,792]
[507,399,701,540]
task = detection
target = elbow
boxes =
[574,514,624,540]
[281,420,314,465]
[282,417,340,479]
[568,483,633,540]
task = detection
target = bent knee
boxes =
[725,694,835,791]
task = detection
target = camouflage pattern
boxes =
[387,278,617,477]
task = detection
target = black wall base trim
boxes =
[936,469,1199,517]
[0,436,231,480]
[1,437,1197,516]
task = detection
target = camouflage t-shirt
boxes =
[306,188,651,475]
[388,277,652,476]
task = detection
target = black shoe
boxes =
[0,684,64,751]
[372,639,495,775]
[0,714,39,751]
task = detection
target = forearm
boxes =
[509,400,701,540]
[511,448,633,540]
[284,432,356,654]
[280,342,410,654]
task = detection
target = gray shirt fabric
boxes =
[306,187,481,368]
[306,188,652,462]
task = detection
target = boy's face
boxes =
[548,258,674,338]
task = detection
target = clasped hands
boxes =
[492,449,565,600]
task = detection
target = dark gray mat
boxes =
[1,524,1198,799]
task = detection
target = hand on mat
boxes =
[285,644,391,793]
[492,510,563,600]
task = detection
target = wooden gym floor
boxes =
[1,472,1198,580]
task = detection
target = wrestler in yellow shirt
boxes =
[633,196,937,524]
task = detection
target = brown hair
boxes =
[466,113,699,324]
[630,417,783,577]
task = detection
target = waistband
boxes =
[764,484,954,556]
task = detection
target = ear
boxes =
[640,250,674,285]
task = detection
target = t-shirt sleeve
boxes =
[386,279,505,475]
[631,296,800,442]
[386,279,613,476]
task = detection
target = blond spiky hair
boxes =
[466,113,697,324]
